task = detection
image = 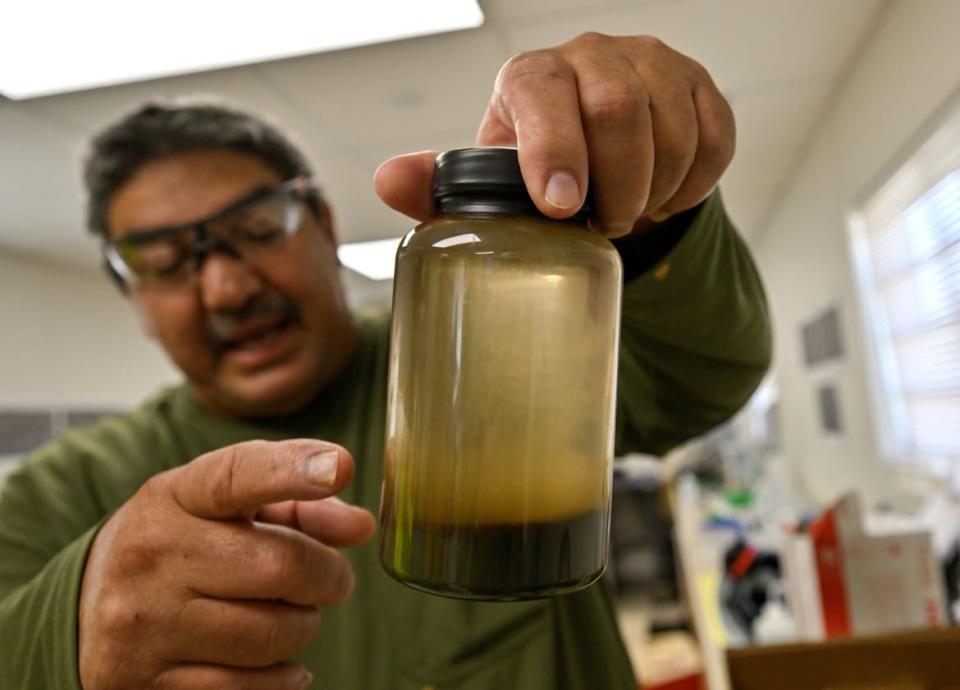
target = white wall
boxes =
[0,249,391,411]
[0,251,179,409]
[752,0,960,504]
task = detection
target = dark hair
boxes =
[83,100,319,238]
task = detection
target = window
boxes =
[0,408,118,489]
[850,97,960,476]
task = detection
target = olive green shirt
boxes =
[0,192,770,689]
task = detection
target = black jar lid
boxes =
[432,147,592,223]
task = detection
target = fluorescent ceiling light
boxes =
[0,1,483,100]
[338,237,402,281]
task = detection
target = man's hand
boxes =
[374,32,735,236]
[78,440,376,690]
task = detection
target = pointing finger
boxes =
[169,440,354,520]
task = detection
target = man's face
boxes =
[107,149,357,417]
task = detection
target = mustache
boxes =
[205,292,300,350]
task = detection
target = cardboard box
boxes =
[727,626,960,690]
[783,493,947,639]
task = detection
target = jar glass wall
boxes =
[379,206,622,600]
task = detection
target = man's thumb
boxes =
[373,150,439,222]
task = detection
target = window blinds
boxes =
[857,100,960,470]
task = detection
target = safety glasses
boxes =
[103,176,314,288]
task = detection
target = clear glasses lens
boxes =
[119,228,197,282]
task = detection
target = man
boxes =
[0,33,770,689]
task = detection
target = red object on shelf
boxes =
[808,504,851,637]
[729,544,759,581]
[798,493,947,639]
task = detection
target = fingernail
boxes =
[545,171,581,210]
[301,669,314,688]
[305,450,339,485]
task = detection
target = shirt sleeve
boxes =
[613,189,772,456]
[0,519,100,690]
[0,404,177,689]
[0,445,105,689]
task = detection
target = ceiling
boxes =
[0,0,886,305]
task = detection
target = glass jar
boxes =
[379,147,623,600]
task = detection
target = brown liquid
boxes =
[379,509,609,600]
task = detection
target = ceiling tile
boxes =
[355,126,480,171]
[481,0,634,21]
[254,26,510,149]
[25,67,338,151]
[501,0,883,94]
[722,80,834,237]
[732,81,832,156]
